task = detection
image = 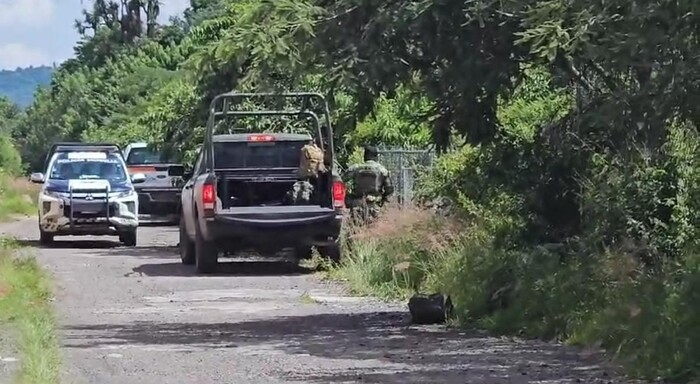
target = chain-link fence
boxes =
[377,147,435,205]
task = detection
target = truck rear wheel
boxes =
[179,216,195,265]
[295,246,313,260]
[120,229,137,247]
[195,221,218,274]
[320,241,341,264]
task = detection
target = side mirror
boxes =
[167,165,185,177]
[30,172,45,184]
[131,173,146,184]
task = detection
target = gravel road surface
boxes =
[0,218,640,384]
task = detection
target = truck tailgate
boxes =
[215,205,338,227]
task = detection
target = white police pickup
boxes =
[30,150,146,246]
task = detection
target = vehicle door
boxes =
[182,148,203,237]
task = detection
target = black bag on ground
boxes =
[408,293,453,325]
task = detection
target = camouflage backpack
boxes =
[352,164,383,196]
[298,143,327,178]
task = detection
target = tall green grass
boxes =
[0,238,60,384]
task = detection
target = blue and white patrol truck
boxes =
[30,144,146,246]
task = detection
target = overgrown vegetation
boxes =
[0,97,36,220]
[0,239,60,384]
[1,0,698,381]
[0,175,37,221]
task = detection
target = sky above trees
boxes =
[0,0,189,69]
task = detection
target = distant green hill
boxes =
[0,66,54,108]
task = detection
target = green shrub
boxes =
[0,134,22,175]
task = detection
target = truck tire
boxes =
[120,229,137,247]
[320,241,341,264]
[39,228,54,246]
[295,246,313,260]
[195,221,218,274]
[179,216,195,265]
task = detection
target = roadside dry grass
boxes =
[0,174,37,221]
[328,203,462,300]
[0,238,60,384]
[329,203,700,381]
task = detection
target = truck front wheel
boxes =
[39,228,54,246]
[195,221,218,274]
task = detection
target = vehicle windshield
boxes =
[213,141,306,168]
[48,153,127,182]
[126,146,173,165]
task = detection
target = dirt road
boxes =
[0,219,639,384]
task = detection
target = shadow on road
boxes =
[61,312,623,383]
[130,260,314,277]
[15,239,121,249]
[90,246,179,258]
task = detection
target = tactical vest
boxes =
[352,164,383,196]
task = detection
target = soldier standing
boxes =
[343,145,394,223]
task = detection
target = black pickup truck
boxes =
[174,92,346,274]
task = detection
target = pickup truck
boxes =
[122,142,184,224]
[174,92,346,274]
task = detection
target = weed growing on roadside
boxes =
[0,239,60,384]
[0,174,37,221]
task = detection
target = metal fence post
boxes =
[376,147,434,207]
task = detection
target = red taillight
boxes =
[202,184,215,203]
[202,183,216,217]
[248,134,275,142]
[332,180,346,208]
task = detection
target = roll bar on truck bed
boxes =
[202,92,336,172]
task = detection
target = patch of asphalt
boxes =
[0,219,643,384]
[0,329,20,384]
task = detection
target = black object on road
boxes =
[408,293,454,324]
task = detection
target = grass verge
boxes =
[331,204,700,382]
[0,238,60,384]
[0,174,37,221]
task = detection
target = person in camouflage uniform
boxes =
[343,145,394,223]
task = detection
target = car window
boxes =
[125,146,173,165]
[213,141,306,168]
[49,153,127,182]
